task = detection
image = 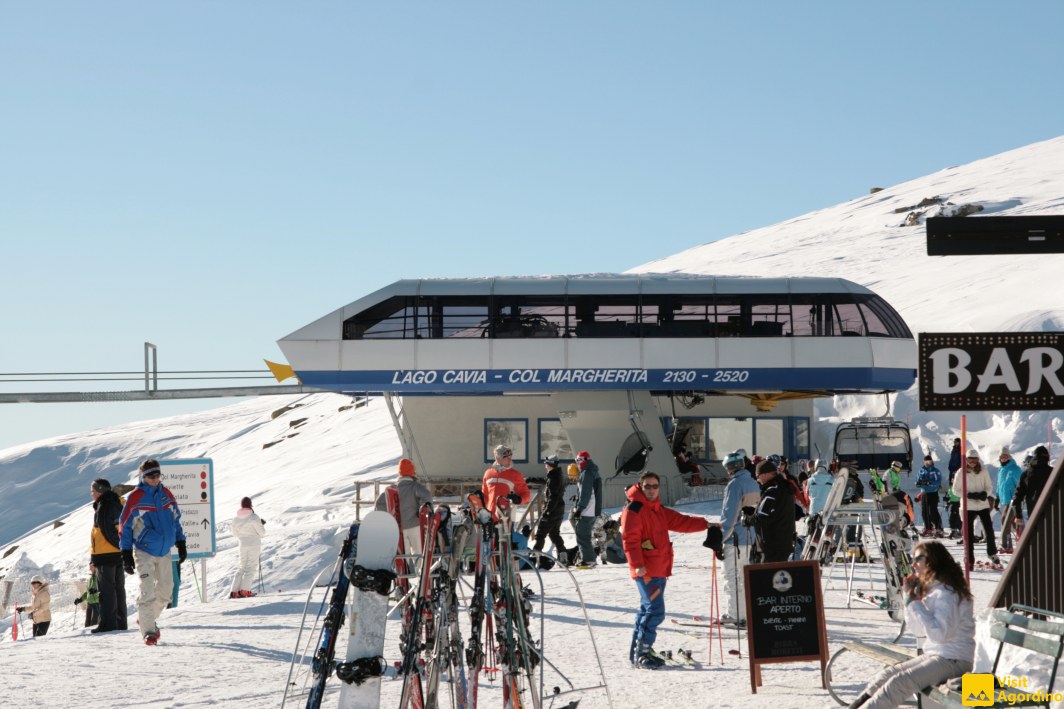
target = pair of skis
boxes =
[650,648,700,668]
[290,509,400,709]
[463,494,542,709]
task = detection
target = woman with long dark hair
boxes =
[849,540,975,708]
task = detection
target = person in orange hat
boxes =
[376,458,432,555]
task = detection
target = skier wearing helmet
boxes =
[715,451,761,627]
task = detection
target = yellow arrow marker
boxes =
[264,359,298,383]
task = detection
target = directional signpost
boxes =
[159,459,216,602]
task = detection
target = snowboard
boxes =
[337,510,400,709]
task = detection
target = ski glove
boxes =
[74,598,82,606]
[122,549,136,576]
[175,540,188,564]
[506,493,522,504]
[702,525,724,560]
[15,605,24,613]
[967,491,988,501]
[259,518,266,525]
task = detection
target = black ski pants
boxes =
[947,501,961,532]
[920,491,942,531]
[964,508,997,567]
[533,514,567,558]
[95,561,128,631]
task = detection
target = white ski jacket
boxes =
[905,582,975,662]
[232,508,266,547]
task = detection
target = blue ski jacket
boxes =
[719,469,760,546]
[119,483,186,557]
[996,459,1023,506]
[915,464,942,494]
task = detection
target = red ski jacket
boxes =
[621,484,707,579]
[482,464,531,513]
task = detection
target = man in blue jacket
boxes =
[915,455,944,536]
[995,446,1024,553]
[717,451,761,627]
[119,459,187,645]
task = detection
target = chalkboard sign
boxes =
[743,560,828,693]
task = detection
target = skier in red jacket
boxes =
[482,444,531,514]
[621,471,710,669]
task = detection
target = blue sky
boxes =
[2,2,1062,450]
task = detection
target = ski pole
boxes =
[731,543,742,657]
[258,557,265,595]
[714,559,724,661]
[190,560,205,603]
[708,554,716,664]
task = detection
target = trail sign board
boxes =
[159,458,216,559]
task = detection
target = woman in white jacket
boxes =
[849,540,974,708]
[951,449,999,569]
[230,497,266,599]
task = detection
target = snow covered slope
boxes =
[0,393,401,583]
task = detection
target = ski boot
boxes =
[634,643,665,670]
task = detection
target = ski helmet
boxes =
[722,452,745,473]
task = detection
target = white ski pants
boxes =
[722,542,752,621]
[230,542,262,593]
[861,654,971,709]
[133,548,173,636]
[402,526,423,556]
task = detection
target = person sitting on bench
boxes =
[848,540,974,709]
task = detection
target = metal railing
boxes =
[352,478,546,533]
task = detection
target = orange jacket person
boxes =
[482,444,531,514]
[621,471,710,669]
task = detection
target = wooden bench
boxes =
[828,604,1064,708]
[826,639,918,706]
[921,604,1064,709]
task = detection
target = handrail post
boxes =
[144,342,158,394]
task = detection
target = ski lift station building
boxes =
[278,274,916,506]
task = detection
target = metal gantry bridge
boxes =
[0,342,313,404]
